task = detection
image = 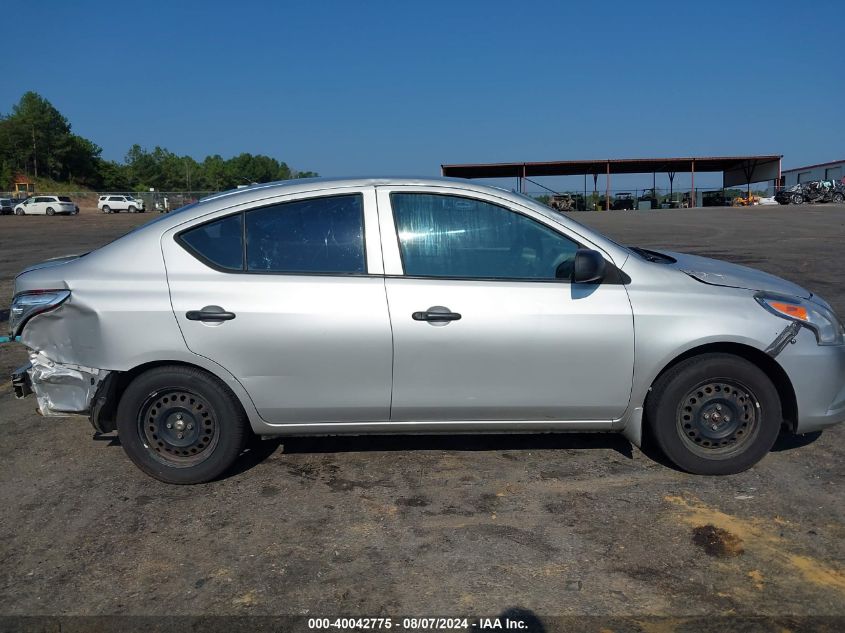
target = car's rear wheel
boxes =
[646,353,781,475]
[792,194,804,205]
[116,366,249,484]
[46,207,55,216]
[102,205,111,214]
[833,192,844,203]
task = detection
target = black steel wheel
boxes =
[676,379,760,457]
[646,353,781,475]
[138,389,219,467]
[117,365,249,484]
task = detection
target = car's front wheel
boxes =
[646,353,781,475]
[792,194,804,205]
[128,205,137,213]
[15,208,24,215]
[117,366,249,484]
[833,192,844,203]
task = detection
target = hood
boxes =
[662,251,812,299]
[16,254,86,277]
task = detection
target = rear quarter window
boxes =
[179,214,244,271]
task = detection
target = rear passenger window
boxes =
[245,194,365,274]
[179,214,244,271]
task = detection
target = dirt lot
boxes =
[0,204,843,630]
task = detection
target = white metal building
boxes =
[782,159,845,186]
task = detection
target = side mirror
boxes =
[572,248,606,284]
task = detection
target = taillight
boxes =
[9,290,71,337]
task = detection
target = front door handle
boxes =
[412,306,462,323]
[186,305,236,322]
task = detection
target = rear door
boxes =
[377,186,634,423]
[162,187,393,425]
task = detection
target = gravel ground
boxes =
[0,203,843,631]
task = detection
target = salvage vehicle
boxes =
[637,188,659,209]
[548,193,584,212]
[10,178,845,484]
[775,180,845,205]
[611,192,635,210]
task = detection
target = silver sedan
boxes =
[9,178,845,483]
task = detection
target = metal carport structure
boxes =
[441,155,782,209]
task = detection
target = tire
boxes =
[102,205,111,214]
[128,205,137,213]
[46,207,55,216]
[15,208,24,215]
[792,194,803,205]
[116,365,249,484]
[645,353,781,475]
[833,193,844,204]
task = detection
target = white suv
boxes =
[98,195,145,214]
[14,196,78,216]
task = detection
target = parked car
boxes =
[13,195,78,216]
[775,180,845,205]
[0,197,14,215]
[98,194,146,213]
[9,178,845,483]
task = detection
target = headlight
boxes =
[9,290,71,337]
[756,293,845,346]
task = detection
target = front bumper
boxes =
[11,352,110,416]
[778,328,845,433]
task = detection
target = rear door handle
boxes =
[186,305,236,322]
[412,306,462,322]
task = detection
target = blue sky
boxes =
[2,0,843,192]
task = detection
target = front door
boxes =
[377,188,634,422]
[162,188,393,424]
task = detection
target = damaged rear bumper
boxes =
[12,365,33,398]
[11,352,110,417]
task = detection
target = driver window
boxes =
[391,193,579,280]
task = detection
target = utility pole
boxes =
[31,126,38,178]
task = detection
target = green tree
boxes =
[1,91,318,191]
